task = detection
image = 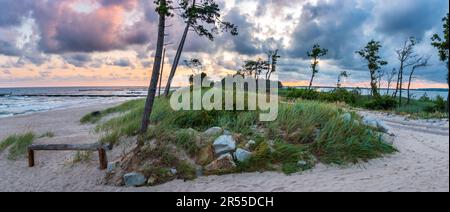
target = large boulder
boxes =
[213,135,236,155]
[203,127,223,137]
[363,116,389,133]
[234,148,252,162]
[123,172,147,187]
[204,154,236,173]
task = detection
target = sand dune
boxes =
[0,104,448,192]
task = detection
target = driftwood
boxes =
[28,143,112,170]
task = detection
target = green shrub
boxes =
[419,93,431,102]
[284,88,320,100]
[364,96,398,110]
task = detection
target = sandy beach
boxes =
[0,103,448,192]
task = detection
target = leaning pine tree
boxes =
[356,40,388,98]
[140,0,173,138]
[307,44,328,90]
[163,0,238,97]
[431,13,449,110]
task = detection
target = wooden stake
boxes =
[28,148,35,167]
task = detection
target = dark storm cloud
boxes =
[0,0,448,85]
[0,0,32,27]
[0,0,154,54]
[219,8,260,55]
[110,58,135,68]
[0,40,21,56]
[63,53,93,67]
[31,0,154,53]
[288,0,370,61]
[374,0,449,40]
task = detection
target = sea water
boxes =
[0,86,448,118]
[0,87,148,118]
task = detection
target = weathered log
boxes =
[28,143,110,170]
[29,143,110,151]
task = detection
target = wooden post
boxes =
[28,148,35,167]
[98,148,107,170]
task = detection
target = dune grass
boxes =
[87,95,395,181]
[0,132,36,160]
[80,99,144,124]
[39,131,55,138]
[73,151,93,163]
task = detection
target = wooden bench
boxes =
[28,143,112,170]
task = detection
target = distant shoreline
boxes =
[0,85,447,91]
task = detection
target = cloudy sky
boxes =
[0,0,448,88]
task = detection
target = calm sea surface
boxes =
[0,86,448,118]
[0,87,147,118]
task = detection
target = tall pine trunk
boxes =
[407,69,414,105]
[158,48,166,96]
[398,66,404,106]
[163,23,189,97]
[369,69,380,98]
[163,0,196,97]
[386,80,391,96]
[139,6,166,138]
[308,73,315,90]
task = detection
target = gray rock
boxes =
[223,130,233,136]
[170,168,178,175]
[363,116,389,133]
[107,161,120,173]
[213,135,236,155]
[123,172,147,187]
[297,160,308,167]
[245,140,256,149]
[204,127,223,137]
[376,121,389,133]
[196,167,204,177]
[380,133,395,145]
[342,113,352,123]
[234,148,252,162]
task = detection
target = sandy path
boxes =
[0,105,448,192]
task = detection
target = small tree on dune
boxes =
[242,59,269,80]
[307,44,328,90]
[386,68,397,96]
[393,37,418,105]
[163,0,238,97]
[377,69,385,93]
[185,58,206,86]
[431,13,449,110]
[265,49,281,80]
[356,40,388,98]
[337,71,349,88]
[407,56,429,104]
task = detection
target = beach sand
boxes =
[0,103,448,192]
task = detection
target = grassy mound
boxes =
[85,97,396,186]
